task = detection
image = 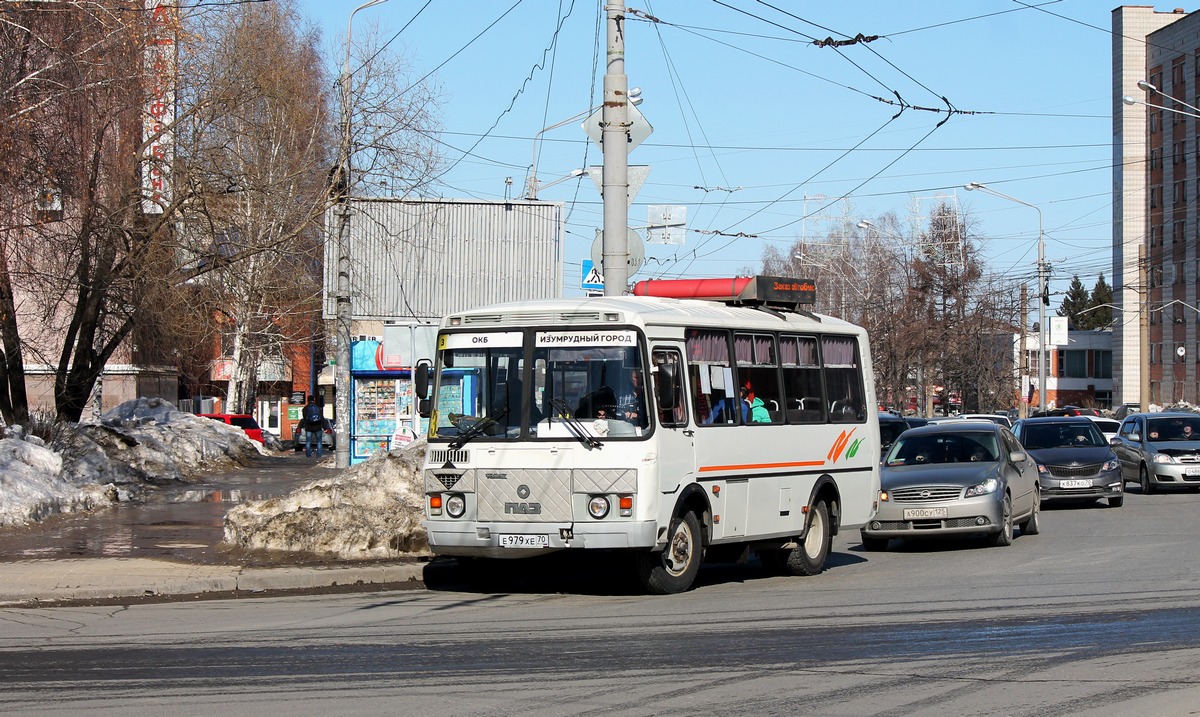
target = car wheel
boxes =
[1140,464,1156,495]
[634,510,703,594]
[1017,486,1041,536]
[860,533,889,552]
[987,494,1013,547]
[1108,495,1124,508]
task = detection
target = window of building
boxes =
[1175,180,1188,205]
[1095,350,1113,379]
[1062,350,1088,378]
[1151,147,1162,171]
[1176,140,1188,164]
[1173,59,1185,89]
[1151,111,1163,134]
[1152,225,1163,247]
[1151,186,1162,208]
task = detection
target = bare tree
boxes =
[0,2,186,424]
[175,1,334,414]
[762,202,1019,415]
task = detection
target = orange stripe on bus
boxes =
[699,460,825,473]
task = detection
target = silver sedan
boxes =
[860,422,1041,550]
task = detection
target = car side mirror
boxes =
[1009,450,1027,463]
[1128,432,1140,442]
[1109,437,1120,447]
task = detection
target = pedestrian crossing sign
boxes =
[581,259,604,290]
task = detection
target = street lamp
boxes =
[964,182,1049,414]
[334,0,389,469]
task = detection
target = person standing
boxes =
[301,395,325,458]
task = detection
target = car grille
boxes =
[890,487,962,503]
[1047,464,1102,478]
[875,517,991,530]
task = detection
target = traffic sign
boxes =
[583,102,653,152]
[581,260,604,291]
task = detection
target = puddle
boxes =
[0,453,334,564]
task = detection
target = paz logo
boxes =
[827,428,862,463]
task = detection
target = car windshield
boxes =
[885,431,998,466]
[229,416,260,430]
[1146,417,1200,442]
[1021,423,1105,449]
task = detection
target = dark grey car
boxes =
[1011,417,1123,508]
[1112,412,1200,493]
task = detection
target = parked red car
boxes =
[197,413,264,444]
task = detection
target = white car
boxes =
[1086,415,1121,442]
[959,413,1013,428]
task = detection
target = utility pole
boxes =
[1140,244,1150,412]
[601,0,630,296]
[334,0,388,469]
[1019,283,1028,419]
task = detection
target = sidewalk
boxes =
[0,453,429,607]
[0,557,426,606]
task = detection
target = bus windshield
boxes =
[428,329,650,442]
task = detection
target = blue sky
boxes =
[294,0,1116,300]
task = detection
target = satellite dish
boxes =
[591,228,646,271]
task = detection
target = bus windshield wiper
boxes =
[448,407,508,450]
[550,398,602,449]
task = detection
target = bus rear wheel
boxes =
[759,501,832,576]
[635,510,703,594]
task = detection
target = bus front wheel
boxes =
[635,510,703,594]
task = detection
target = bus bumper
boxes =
[424,519,659,558]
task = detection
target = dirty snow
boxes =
[223,439,430,560]
[0,397,262,527]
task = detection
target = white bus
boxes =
[415,276,881,593]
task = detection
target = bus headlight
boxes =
[588,495,610,519]
[446,493,466,518]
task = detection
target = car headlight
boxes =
[1103,457,1119,472]
[1153,453,1177,464]
[446,493,466,518]
[588,495,610,519]
[1036,463,1051,476]
[965,477,999,497]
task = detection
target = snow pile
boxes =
[223,439,430,560]
[0,397,265,527]
[0,435,117,526]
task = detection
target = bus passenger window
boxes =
[687,329,737,426]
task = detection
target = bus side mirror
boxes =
[418,398,431,418]
[656,362,678,410]
[415,361,430,400]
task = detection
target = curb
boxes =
[0,558,425,606]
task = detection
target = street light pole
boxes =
[965,182,1048,414]
[334,0,388,469]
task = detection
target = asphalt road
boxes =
[3,485,1200,715]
